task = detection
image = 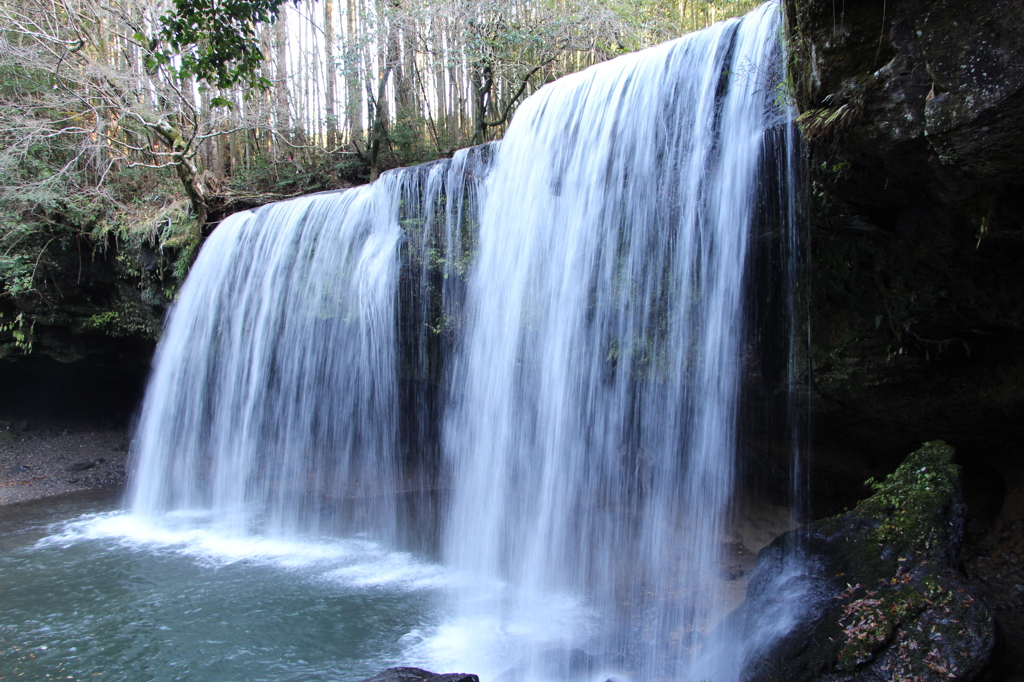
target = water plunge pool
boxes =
[0,490,450,681]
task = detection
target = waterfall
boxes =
[127,2,802,679]
[127,148,490,541]
[436,4,797,679]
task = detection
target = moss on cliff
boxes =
[857,442,958,547]
[742,441,995,682]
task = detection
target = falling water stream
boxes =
[0,4,802,681]
[436,7,794,680]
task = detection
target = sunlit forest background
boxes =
[0,0,759,309]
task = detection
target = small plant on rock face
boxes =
[0,311,33,354]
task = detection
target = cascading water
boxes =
[128,184,402,539]
[433,4,798,680]
[125,2,802,680]
[128,148,490,542]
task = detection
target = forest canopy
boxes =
[0,0,759,318]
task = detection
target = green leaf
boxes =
[149,0,298,92]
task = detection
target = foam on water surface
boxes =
[37,511,450,591]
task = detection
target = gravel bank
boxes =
[0,418,129,506]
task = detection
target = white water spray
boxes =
[438,5,791,679]
[127,4,801,680]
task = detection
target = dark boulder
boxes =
[359,667,478,682]
[738,441,995,681]
[67,458,105,472]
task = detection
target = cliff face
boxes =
[785,0,1024,674]
[783,0,1024,461]
[0,238,162,422]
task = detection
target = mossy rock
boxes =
[738,441,995,681]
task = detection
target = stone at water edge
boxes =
[358,667,479,682]
[737,441,995,682]
[67,458,105,472]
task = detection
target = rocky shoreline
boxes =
[0,418,129,506]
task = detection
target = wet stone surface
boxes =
[737,442,996,682]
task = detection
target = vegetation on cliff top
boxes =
[0,0,759,352]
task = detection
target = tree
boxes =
[147,0,295,96]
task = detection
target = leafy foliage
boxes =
[146,0,296,98]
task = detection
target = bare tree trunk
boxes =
[275,9,290,137]
[394,18,415,133]
[368,49,394,180]
[309,6,322,146]
[142,115,208,225]
[469,63,491,144]
[433,20,447,149]
[324,0,338,149]
[345,0,363,141]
